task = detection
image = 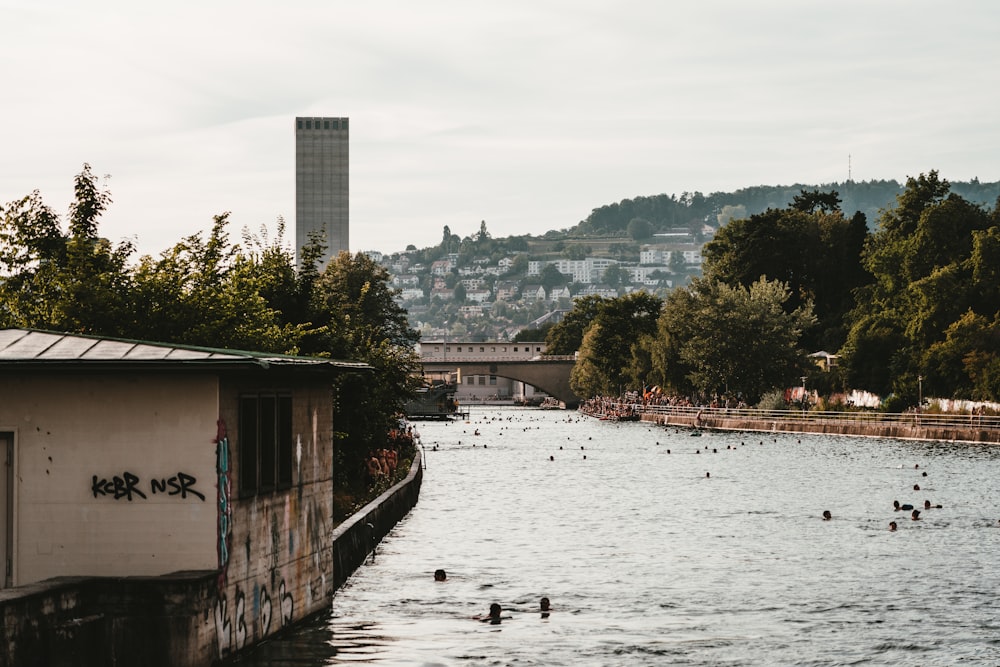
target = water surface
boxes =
[240,408,1000,666]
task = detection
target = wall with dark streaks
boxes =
[210,377,337,662]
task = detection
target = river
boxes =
[237,407,1000,666]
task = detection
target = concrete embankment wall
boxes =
[331,450,423,590]
[0,570,219,667]
[0,452,424,667]
[644,413,1000,444]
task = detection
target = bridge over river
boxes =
[418,340,581,408]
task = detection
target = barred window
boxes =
[239,394,293,495]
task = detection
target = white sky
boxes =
[2,1,998,258]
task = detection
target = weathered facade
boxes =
[0,328,369,665]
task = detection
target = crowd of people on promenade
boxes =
[365,422,419,485]
[579,389,749,420]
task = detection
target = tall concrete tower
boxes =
[295,116,349,267]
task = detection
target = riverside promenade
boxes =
[586,402,1000,444]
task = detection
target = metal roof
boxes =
[0,328,370,374]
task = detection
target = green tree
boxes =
[309,251,422,446]
[842,172,996,400]
[129,213,304,352]
[539,263,568,292]
[602,264,628,287]
[703,190,868,351]
[627,217,654,241]
[649,277,815,402]
[545,294,606,354]
[0,164,135,334]
[569,291,662,396]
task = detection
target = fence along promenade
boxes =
[585,402,1000,444]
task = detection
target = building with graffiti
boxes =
[0,328,370,665]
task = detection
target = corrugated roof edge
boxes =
[0,328,370,372]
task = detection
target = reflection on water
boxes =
[237,408,1000,666]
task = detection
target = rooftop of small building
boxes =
[0,328,370,374]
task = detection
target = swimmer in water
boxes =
[434,569,447,581]
[893,500,914,511]
[889,521,897,532]
[923,500,942,509]
[475,603,508,624]
[540,597,551,618]
[911,509,921,521]
[822,510,832,521]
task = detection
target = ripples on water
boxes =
[239,408,1000,666]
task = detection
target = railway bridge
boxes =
[418,340,581,408]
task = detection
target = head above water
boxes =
[822,510,832,520]
[540,597,550,611]
[434,569,447,581]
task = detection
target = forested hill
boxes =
[573,178,1000,236]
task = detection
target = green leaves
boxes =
[655,277,816,402]
[844,172,1000,401]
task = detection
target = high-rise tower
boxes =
[295,116,349,267]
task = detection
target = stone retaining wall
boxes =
[331,451,423,590]
[644,413,1000,444]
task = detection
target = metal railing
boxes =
[585,402,1000,431]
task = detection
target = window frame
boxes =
[239,392,294,496]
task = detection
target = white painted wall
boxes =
[3,373,218,585]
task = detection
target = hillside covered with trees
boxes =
[570,178,1000,240]
[545,172,1000,408]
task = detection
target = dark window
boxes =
[239,393,293,495]
[278,396,293,487]
[324,120,330,130]
[259,395,276,492]
[342,118,348,130]
[306,120,312,129]
[296,119,303,130]
[239,397,259,494]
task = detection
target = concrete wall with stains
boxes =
[210,377,336,660]
[2,373,219,586]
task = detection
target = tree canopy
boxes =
[1,164,419,461]
[646,277,816,403]
[842,171,1000,402]
[702,189,869,352]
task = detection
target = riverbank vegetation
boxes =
[551,172,1000,408]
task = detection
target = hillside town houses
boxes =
[371,237,707,338]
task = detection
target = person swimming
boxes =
[911,509,921,521]
[540,597,551,618]
[889,521,897,531]
[434,568,447,581]
[822,510,832,521]
[924,500,942,509]
[476,603,508,624]
[893,500,914,511]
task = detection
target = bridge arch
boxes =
[421,358,580,408]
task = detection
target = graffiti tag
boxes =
[91,471,206,501]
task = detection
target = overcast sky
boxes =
[2,1,998,259]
